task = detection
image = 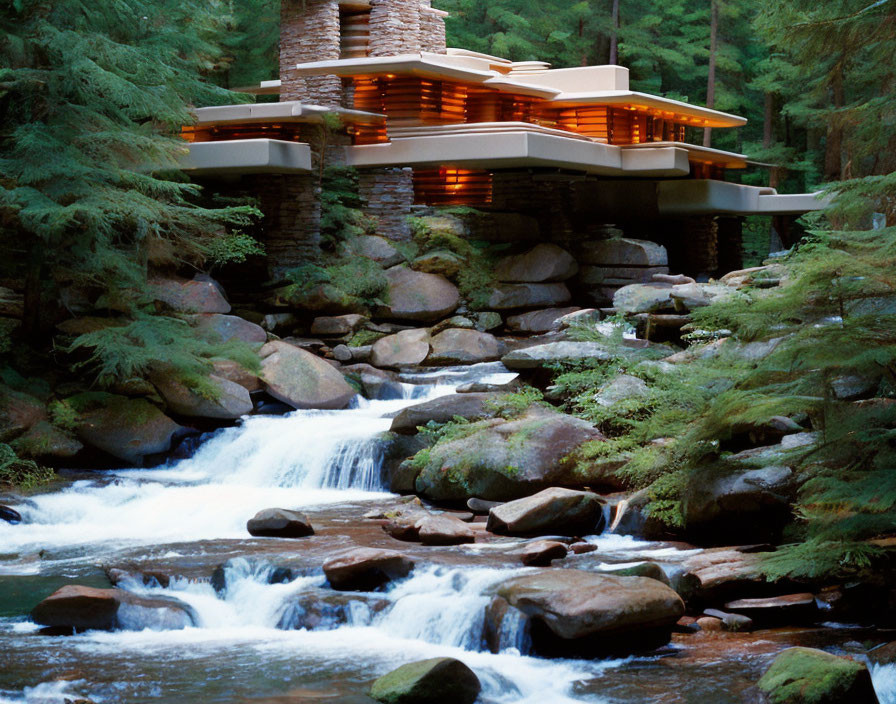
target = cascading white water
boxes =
[0,363,514,554]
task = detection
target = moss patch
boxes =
[757,647,876,704]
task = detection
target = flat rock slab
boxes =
[323,548,414,591]
[519,540,569,566]
[487,487,604,537]
[724,592,818,624]
[494,243,578,283]
[488,283,571,310]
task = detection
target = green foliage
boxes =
[287,256,388,307]
[319,166,376,246]
[758,647,870,704]
[0,443,53,490]
[205,231,265,266]
[347,330,386,348]
[486,386,545,419]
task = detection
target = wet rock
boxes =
[501,341,612,369]
[11,420,82,459]
[369,657,481,704]
[494,243,578,283]
[344,234,406,268]
[487,487,604,537]
[496,569,685,656]
[379,267,460,323]
[506,307,581,334]
[259,341,356,410]
[415,514,475,545]
[342,364,402,400]
[211,359,261,393]
[370,329,431,368]
[569,541,597,555]
[593,374,650,407]
[414,407,603,501]
[678,548,767,603]
[696,616,723,632]
[613,283,674,314]
[311,314,369,337]
[388,393,500,434]
[0,505,22,524]
[724,593,817,626]
[467,497,503,514]
[519,540,568,566]
[148,276,230,314]
[382,514,425,542]
[683,466,794,544]
[702,608,753,632]
[323,548,414,591]
[578,239,668,267]
[0,387,46,443]
[487,283,572,310]
[426,329,501,365]
[601,562,670,586]
[758,647,879,704]
[279,588,389,631]
[246,508,314,538]
[31,585,195,632]
[151,370,252,420]
[188,313,266,345]
[76,396,185,466]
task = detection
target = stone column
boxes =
[686,216,719,277]
[280,0,342,105]
[716,216,744,275]
[255,174,322,279]
[358,168,415,241]
[368,0,422,56]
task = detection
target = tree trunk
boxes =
[703,0,719,148]
[824,59,845,182]
[609,0,620,64]
[764,92,779,189]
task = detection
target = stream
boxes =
[1,362,894,703]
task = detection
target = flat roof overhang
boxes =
[190,101,385,128]
[549,91,746,128]
[622,142,748,169]
[657,180,828,215]
[181,139,313,175]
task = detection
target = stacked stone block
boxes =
[280,0,341,105]
[369,0,421,56]
[254,175,322,278]
[359,168,415,241]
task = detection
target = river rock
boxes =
[593,374,650,407]
[344,235,406,268]
[148,276,230,314]
[758,647,879,704]
[579,239,668,267]
[0,388,46,443]
[189,314,266,345]
[415,514,475,545]
[487,488,604,537]
[212,359,261,393]
[31,585,195,632]
[389,393,500,434]
[11,420,83,460]
[702,608,754,632]
[724,593,817,625]
[601,561,670,585]
[613,283,674,314]
[279,588,390,631]
[487,283,571,310]
[426,329,501,365]
[696,616,723,632]
[311,314,369,337]
[151,371,253,420]
[0,505,22,524]
[323,548,414,591]
[519,540,569,566]
[246,508,314,538]
[496,570,684,655]
[683,466,794,543]
[506,307,581,334]
[379,267,459,322]
[467,498,503,514]
[369,657,481,704]
[76,396,185,465]
[370,329,431,368]
[260,341,356,410]
[472,311,503,331]
[557,309,602,329]
[501,341,613,370]
[494,244,578,283]
[415,407,603,501]
[678,548,767,603]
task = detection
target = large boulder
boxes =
[494,243,578,283]
[501,341,614,370]
[310,314,368,337]
[369,657,481,704]
[578,239,668,267]
[77,396,185,465]
[11,420,83,460]
[613,283,674,314]
[189,314,266,345]
[487,487,604,536]
[150,371,252,420]
[415,514,475,545]
[260,341,356,410]
[495,570,684,656]
[758,647,880,704]
[506,307,581,334]
[148,276,230,314]
[426,329,501,365]
[414,407,603,501]
[0,388,46,442]
[370,329,431,368]
[411,250,464,278]
[323,548,414,591]
[389,393,500,434]
[344,234,406,268]
[670,282,735,312]
[246,508,314,538]
[32,585,195,632]
[488,283,571,310]
[683,466,794,543]
[211,359,261,393]
[379,267,459,322]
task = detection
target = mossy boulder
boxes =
[0,387,46,443]
[757,647,879,704]
[378,267,460,322]
[369,657,480,704]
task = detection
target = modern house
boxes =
[181,0,825,283]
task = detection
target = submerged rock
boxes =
[369,657,481,704]
[495,569,684,656]
[758,647,879,704]
[246,508,314,538]
[259,341,356,410]
[0,505,22,524]
[487,487,604,537]
[31,585,195,632]
[323,548,414,591]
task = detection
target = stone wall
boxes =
[254,174,322,278]
[369,0,421,56]
[358,168,415,241]
[280,0,341,105]
[420,6,448,54]
[716,217,744,274]
[491,172,578,243]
